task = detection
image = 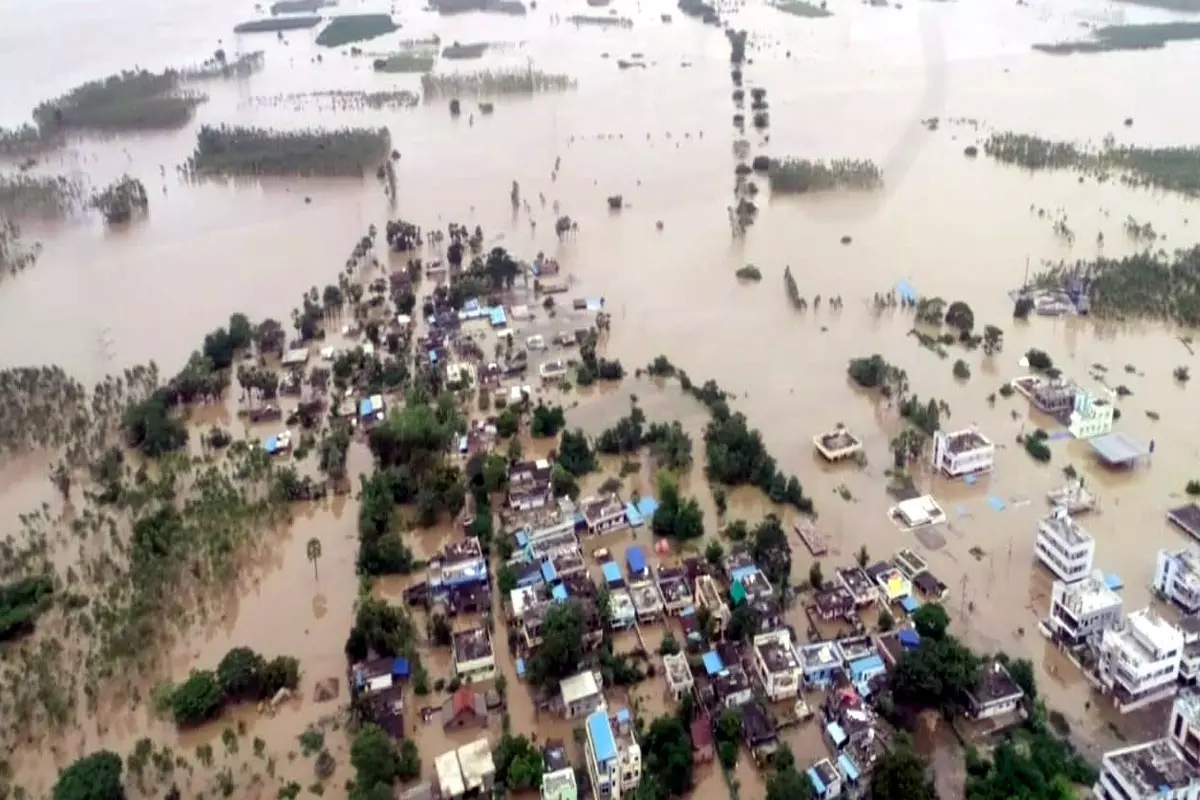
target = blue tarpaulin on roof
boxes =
[838,754,860,783]
[616,708,630,725]
[552,584,568,602]
[898,629,921,648]
[730,565,757,585]
[849,655,886,681]
[702,651,724,676]
[489,307,507,327]
[392,657,410,678]
[541,561,557,583]
[602,561,622,585]
[826,722,847,747]
[625,503,644,527]
[627,546,646,575]
[515,658,526,677]
[636,496,659,519]
[807,768,825,795]
[900,595,920,613]
[516,531,530,548]
[1105,573,1124,590]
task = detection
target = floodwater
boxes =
[4,0,1200,793]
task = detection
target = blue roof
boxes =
[552,584,568,602]
[625,503,644,527]
[702,651,724,676]
[807,767,826,795]
[359,398,372,417]
[627,546,646,574]
[730,565,757,585]
[681,605,695,616]
[264,436,281,453]
[489,307,507,327]
[826,721,847,747]
[849,655,886,681]
[636,496,659,519]
[587,711,617,763]
[616,708,630,725]
[838,754,860,782]
[900,595,920,613]
[392,657,410,678]
[1105,573,1124,590]
[463,298,481,313]
[541,561,557,582]
[516,531,530,548]
[602,562,622,584]
[897,629,921,648]
[515,658,526,676]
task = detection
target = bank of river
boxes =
[4,0,1200,795]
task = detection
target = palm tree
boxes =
[307,537,322,580]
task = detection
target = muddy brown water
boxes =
[4,0,1200,794]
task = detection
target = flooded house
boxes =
[912,571,948,601]
[281,346,310,367]
[662,652,694,701]
[747,596,786,635]
[452,627,497,684]
[873,566,912,604]
[539,359,569,381]
[442,687,488,731]
[508,459,554,511]
[751,629,802,701]
[608,588,637,630]
[740,699,778,758]
[695,574,731,629]
[1069,390,1115,439]
[806,757,843,800]
[629,579,665,623]
[1035,507,1096,583]
[877,629,922,668]
[1014,375,1078,419]
[813,426,864,463]
[560,670,605,720]
[963,660,1026,726]
[889,495,947,529]
[542,740,578,800]
[358,393,386,425]
[430,539,490,610]
[1047,574,1123,648]
[1154,548,1200,616]
[1098,608,1185,713]
[547,545,588,581]
[836,567,879,608]
[811,585,856,623]
[799,642,844,690]
[1094,695,1200,799]
[626,545,649,581]
[729,564,774,605]
[823,687,889,781]
[930,425,995,479]
[458,738,496,795]
[709,661,754,709]
[892,548,928,580]
[583,494,629,536]
[836,636,887,686]
[655,566,694,616]
[369,684,406,741]
[584,708,642,799]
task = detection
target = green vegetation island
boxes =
[186,124,392,177]
[1034,21,1200,54]
[316,13,400,47]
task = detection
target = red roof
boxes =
[452,687,476,716]
[690,716,713,748]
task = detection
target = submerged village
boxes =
[9,0,1200,799]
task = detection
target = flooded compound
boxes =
[4,0,1200,796]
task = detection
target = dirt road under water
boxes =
[4,0,1200,794]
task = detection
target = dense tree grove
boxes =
[0,573,54,640]
[527,601,585,685]
[53,750,125,800]
[492,734,544,792]
[750,515,791,589]
[870,737,938,800]
[637,715,695,798]
[652,471,704,540]
[704,408,811,513]
[169,646,299,725]
[556,428,597,475]
[349,723,404,800]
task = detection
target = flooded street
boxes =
[4,0,1200,794]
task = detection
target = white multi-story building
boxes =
[1034,507,1095,583]
[1155,549,1200,616]
[1098,608,1185,713]
[1048,574,1123,647]
[1069,389,1115,440]
[750,629,802,701]
[585,709,641,799]
[1094,695,1200,799]
[930,426,995,479]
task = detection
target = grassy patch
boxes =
[767,158,882,193]
[1034,21,1200,54]
[373,53,437,73]
[233,15,322,33]
[770,0,832,17]
[188,124,391,177]
[316,13,399,47]
[442,42,489,59]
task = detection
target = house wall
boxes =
[455,655,497,683]
[1155,551,1200,615]
[565,693,604,720]
[974,696,1021,720]
[1035,524,1094,583]
[619,745,641,792]
[931,432,995,478]
[587,513,628,536]
[804,666,841,690]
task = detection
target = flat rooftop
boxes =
[629,580,664,612]
[1105,738,1200,796]
[1056,575,1121,616]
[944,428,991,454]
[657,574,693,604]
[583,495,625,522]
[1169,504,1200,537]
[754,631,798,674]
[1090,432,1150,465]
[837,566,875,596]
[453,627,493,663]
[969,661,1024,705]
[799,642,840,668]
[663,652,693,686]
[1039,510,1093,547]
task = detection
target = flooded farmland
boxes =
[4,0,1200,795]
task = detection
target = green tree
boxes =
[890,637,981,714]
[550,463,579,498]
[496,407,519,438]
[492,734,543,791]
[913,603,950,640]
[557,428,597,475]
[879,609,896,632]
[171,669,224,725]
[751,515,791,588]
[1003,655,1037,701]
[870,740,937,800]
[982,324,1004,355]
[307,537,322,579]
[396,739,421,781]
[528,602,584,685]
[483,452,509,492]
[350,724,397,790]
[639,715,694,796]
[766,763,815,800]
[659,632,680,656]
[944,300,975,334]
[216,646,266,701]
[808,561,824,590]
[53,750,124,800]
[705,539,725,566]
[530,402,566,438]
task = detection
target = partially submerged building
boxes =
[656,566,693,616]
[584,709,641,799]
[811,585,856,622]
[629,580,665,623]
[1047,574,1123,647]
[1069,390,1115,440]
[1155,548,1200,616]
[1094,695,1200,799]
[1035,507,1096,583]
[751,629,802,701]
[963,660,1026,722]
[662,652,694,701]
[813,426,864,462]
[508,459,553,511]
[582,494,628,536]
[542,740,578,800]
[1098,608,1185,713]
[695,574,731,629]
[836,567,878,608]
[561,670,605,720]
[931,426,995,479]
[452,627,497,684]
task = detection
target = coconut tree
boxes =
[307,537,322,580]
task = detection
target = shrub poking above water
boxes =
[33,69,205,133]
[188,124,391,177]
[233,15,323,33]
[767,157,882,193]
[315,13,399,47]
[419,68,576,98]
